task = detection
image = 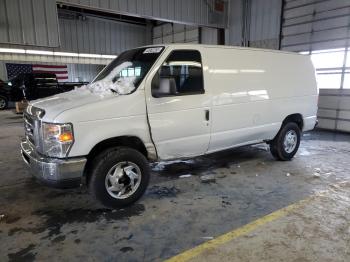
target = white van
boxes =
[21,44,318,208]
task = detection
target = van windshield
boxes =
[92,47,164,94]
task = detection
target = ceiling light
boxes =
[53,52,79,57]
[26,50,54,55]
[79,53,102,58]
[101,55,117,59]
[0,48,25,53]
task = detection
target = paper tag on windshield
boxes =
[143,47,163,54]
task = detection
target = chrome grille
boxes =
[24,113,35,145]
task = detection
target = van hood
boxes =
[28,73,139,121]
[29,89,117,121]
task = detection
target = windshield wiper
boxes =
[110,88,119,94]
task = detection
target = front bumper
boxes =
[21,140,87,188]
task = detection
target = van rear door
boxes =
[145,49,211,159]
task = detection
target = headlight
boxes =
[42,122,74,158]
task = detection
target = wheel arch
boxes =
[269,113,304,143]
[282,113,304,131]
[87,136,148,160]
[84,136,149,181]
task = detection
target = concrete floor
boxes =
[180,182,350,262]
[0,109,349,262]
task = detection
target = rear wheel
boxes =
[88,147,150,208]
[0,96,8,110]
[269,122,301,161]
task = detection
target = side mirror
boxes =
[152,71,177,98]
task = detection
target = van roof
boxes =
[140,43,304,56]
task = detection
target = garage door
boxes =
[281,0,350,52]
[152,23,199,44]
[280,0,350,132]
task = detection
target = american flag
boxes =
[6,63,69,82]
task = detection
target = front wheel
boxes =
[0,96,8,110]
[269,122,301,161]
[88,147,150,208]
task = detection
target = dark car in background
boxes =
[0,73,87,110]
[0,79,13,110]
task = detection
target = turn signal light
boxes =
[58,132,74,142]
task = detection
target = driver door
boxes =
[145,49,211,160]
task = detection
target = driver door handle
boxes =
[205,109,210,121]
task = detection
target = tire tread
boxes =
[269,122,301,161]
[88,146,150,208]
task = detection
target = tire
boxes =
[269,122,301,161]
[88,147,150,208]
[0,96,8,110]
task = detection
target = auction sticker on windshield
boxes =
[143,47,163,54]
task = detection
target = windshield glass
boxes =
[91,46,164,94]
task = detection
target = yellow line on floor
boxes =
[164,195,316,262]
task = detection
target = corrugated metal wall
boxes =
[58,0,227,28]
[58,14,148,54]
[0,10,149,81]
[0,0,228,83]
[0,0,60,47]
[67,63,104,81]
[152,23,199,44]
[225,0,243,46]
[0,62,7,80]
[1,0,226,52]
[201,27,218,44]
[281,0,350,52]
[249,0,282,49]
[225,0,282,49]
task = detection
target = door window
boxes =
[152,50,204,97]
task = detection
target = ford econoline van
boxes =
[21,44,318,208]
